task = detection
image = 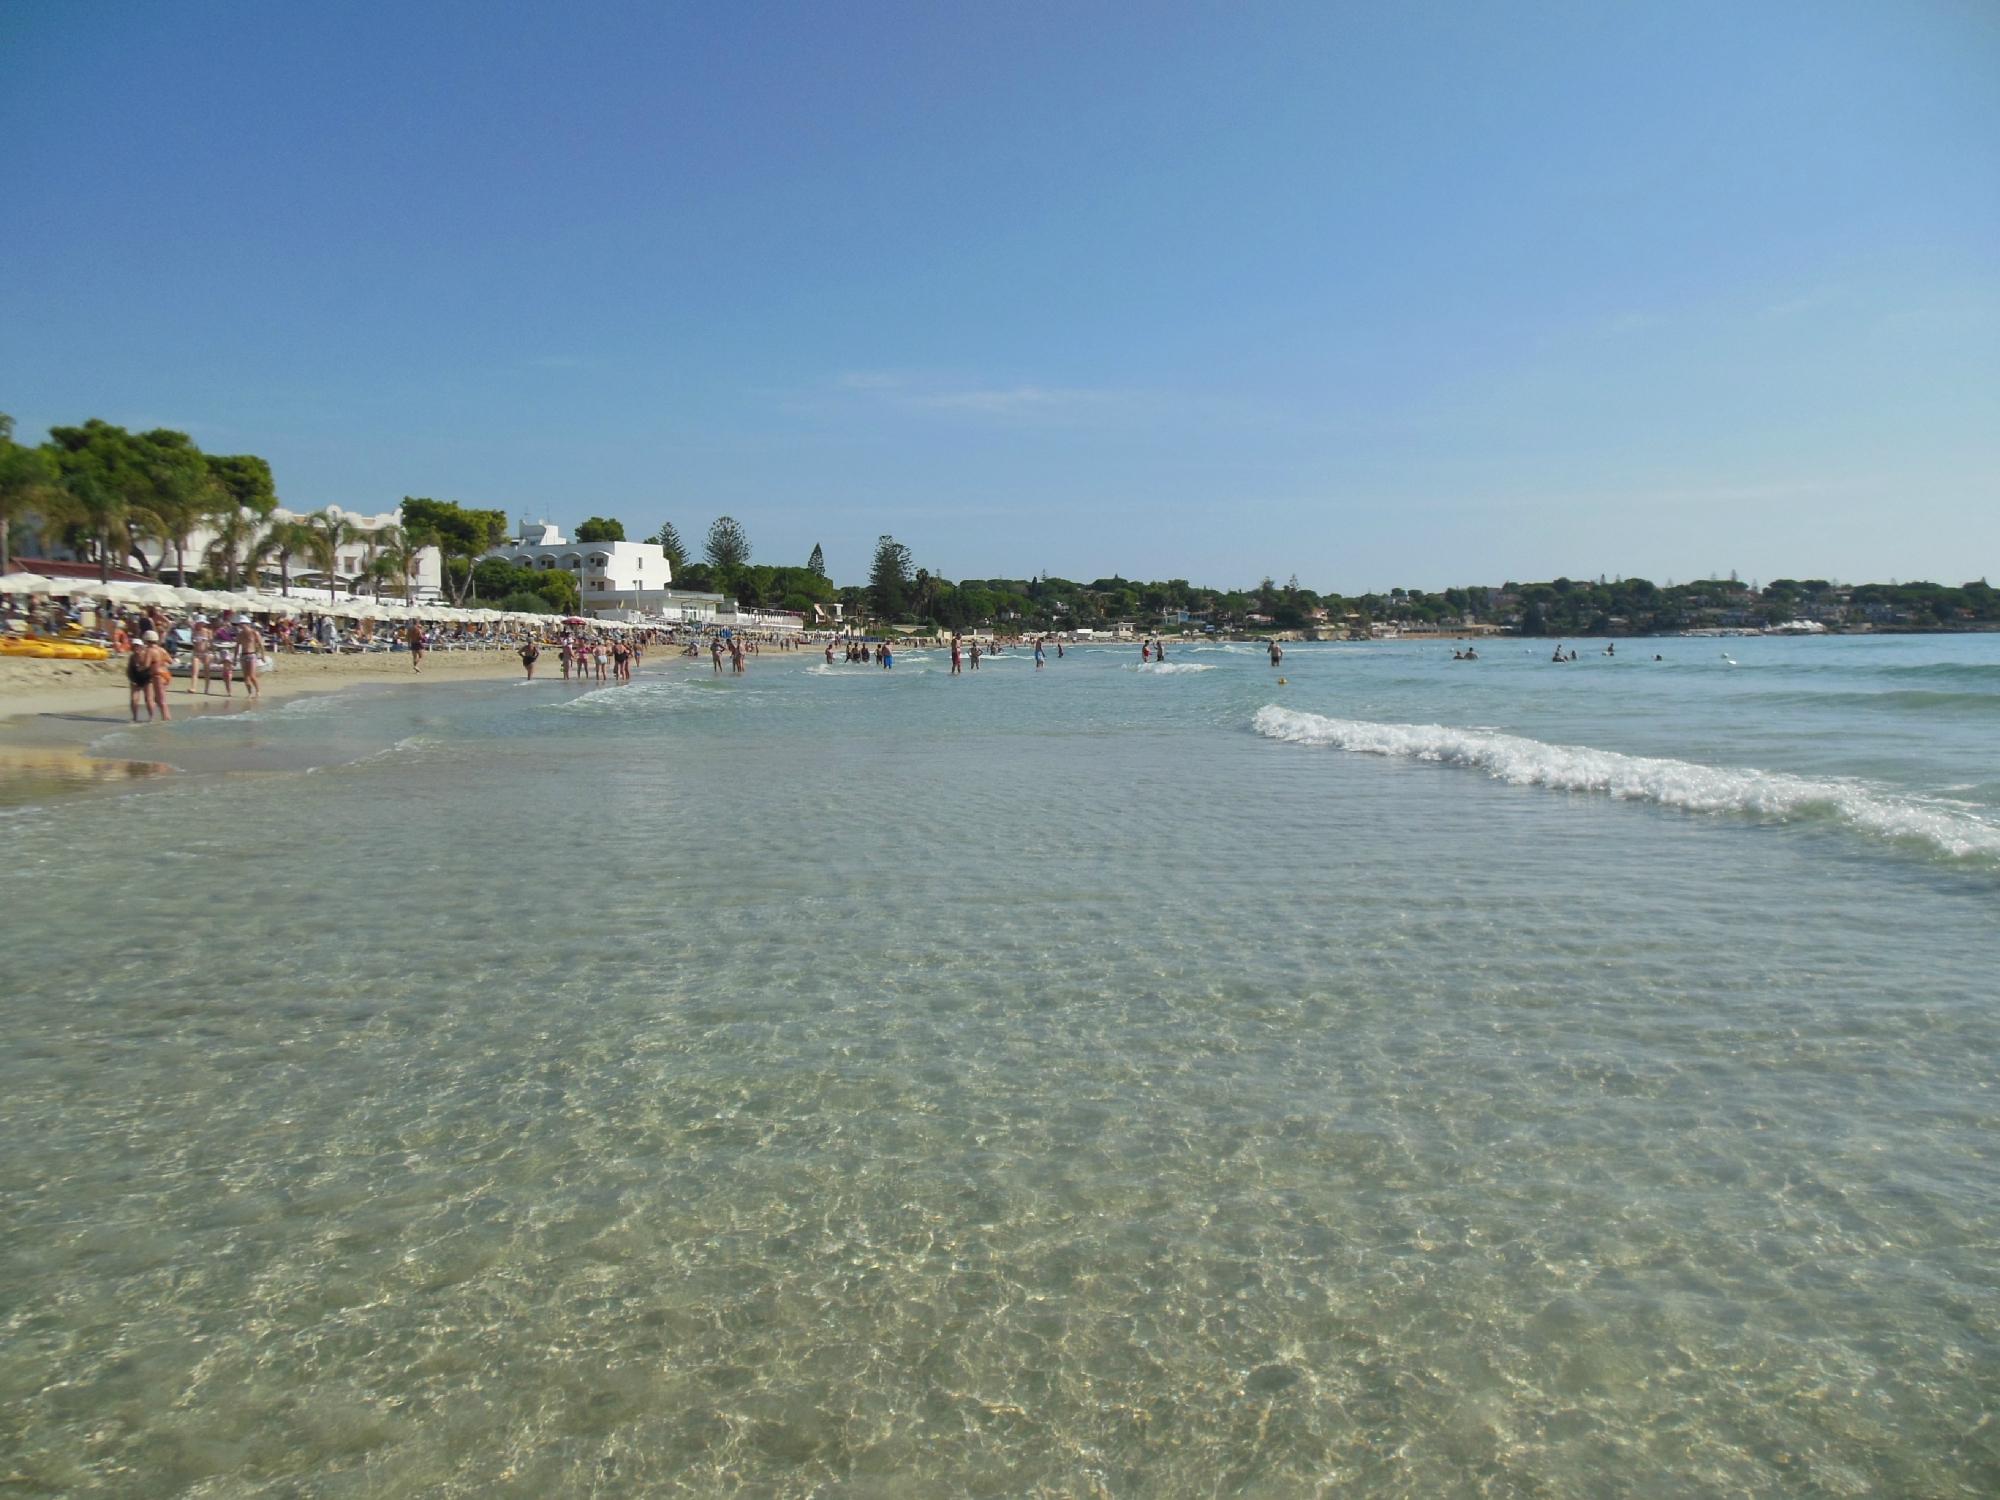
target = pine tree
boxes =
[651,521,688,572]
[807,542,826,578]
[705,515,750,570]
[869,534,913,620]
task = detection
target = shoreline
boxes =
[0,651,532,773]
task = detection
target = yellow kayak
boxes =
[0,637,111,661]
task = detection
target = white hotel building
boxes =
[487,523,808,631]
[486,522,689,614]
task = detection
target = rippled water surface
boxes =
[3,635,1997,1495]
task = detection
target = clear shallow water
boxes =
[3,636,1997,1495]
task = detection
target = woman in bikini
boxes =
[189,617,213,694]
[237,620,264,698]
[127,631,171,722]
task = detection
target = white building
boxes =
[182,504,446,598]
[486,522,684,615]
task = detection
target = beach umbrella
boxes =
[0,572,57,594]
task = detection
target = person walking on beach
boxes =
[215,616,243,696]
[188,617,213,694]
[406,620,426,671]
[126,631,171,723]
[238,619,264,699]
[519,638,540,680]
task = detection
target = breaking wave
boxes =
[1252,705,2000,862]
[1134,662,1217,675]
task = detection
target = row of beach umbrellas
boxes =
[0,574,647,630]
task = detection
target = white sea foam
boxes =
[1252,705,2000,862]
[549,678,695,713]
[1136,662,1217,675]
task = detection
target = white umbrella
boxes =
[0,572,57,594]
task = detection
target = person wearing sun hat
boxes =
[126,631,172,724]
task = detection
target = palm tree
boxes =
[244,517,314,595]
[359,524,398,595]
[204,508,260,589]
[374,529,423,601]
[123,501,172,577]
[302,510,360,602]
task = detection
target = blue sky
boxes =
[3,0,1996,591]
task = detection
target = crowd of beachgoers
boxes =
[0,575,815,723]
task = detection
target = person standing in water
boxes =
[951,636,962,675]
[1034,637,1046,669]
[519,637,540,680]
[127,632,166,722]
[1268,641,1283,666]
[237,618,264,698]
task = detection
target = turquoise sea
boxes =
[3,634,1997,1495]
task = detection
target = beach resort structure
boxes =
[484,524,805,631]
[487,523,691,619]
[182,505,448,598]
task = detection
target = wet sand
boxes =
[0,650,530,734]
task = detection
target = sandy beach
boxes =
[0,649,528,744]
